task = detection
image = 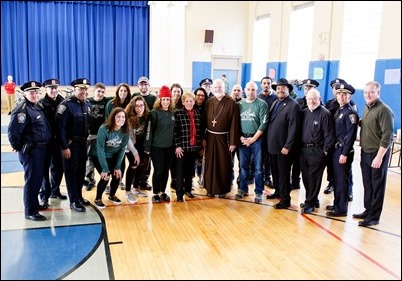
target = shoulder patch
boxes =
[57,105,66,114]
[349,114,358,124]
[17,113,26,123]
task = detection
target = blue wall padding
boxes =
[374,58,401,132]
[192,61,211,90]
[241,63,252,90]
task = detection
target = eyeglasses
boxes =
[135,104,144,108]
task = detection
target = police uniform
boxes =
[8,81,51,221]
[56,78,92,212]
[296,79,320,109]
[324,78,357,196]
[38,79,66,204]
[328,83,358,216]
[199,78,213,98]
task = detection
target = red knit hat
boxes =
[159,86,172,98]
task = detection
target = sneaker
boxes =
[160,193,170,202]
[132,188,148,197]
[105,186,111,194]
[235,190,245,200]
[108,195,122,205]
[119,182,125,190]
[152,194,161,203]
[86,181,96,191]
[94,199,106,209]
[254,193,262,204]
[126,193,137,204]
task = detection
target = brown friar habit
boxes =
[203,94,240,195]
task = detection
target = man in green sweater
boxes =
[353,81,394,227]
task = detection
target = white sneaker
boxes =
[132,188,148,197]
[126,193,137,204]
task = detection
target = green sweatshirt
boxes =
[91,124,129,173]
[360,99,394,153]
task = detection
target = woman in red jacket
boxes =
[4,75,16,115]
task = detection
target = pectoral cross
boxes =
[212,119,217,127]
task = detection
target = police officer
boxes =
[326,83,358,217]
[199,78,213,98]
[296,79,320,109]
[56,78,92,212]
[8,81,51,221]
[38,78,66,207]
[324,78,358,197]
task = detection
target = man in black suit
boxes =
[266,78,302,209]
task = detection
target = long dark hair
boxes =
[105,107,130,134]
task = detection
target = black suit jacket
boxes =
[267,96,302,154]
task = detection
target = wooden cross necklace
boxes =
[212,102,224,127]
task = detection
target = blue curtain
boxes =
[1,1,149,86]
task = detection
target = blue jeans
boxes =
[238,138,264,195]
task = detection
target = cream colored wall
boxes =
[184,1,249,86]
[246,1,401,62]
[379,1,401,58]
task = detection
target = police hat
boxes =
[330,78,347,88]
[71,78,90,88]
[303,79,319,87]
[199,78,213,86]
[42,78,60,88]
[271,78,293,92]
[137,76,149,84]
[20,81,42,91]
[334,83,355,95]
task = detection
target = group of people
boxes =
[227,77,393,227]
[7,75,394,228]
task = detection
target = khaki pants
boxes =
[6,94,15,113]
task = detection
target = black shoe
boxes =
[300,200,320,208]
[207,193,214,198]
[50,192,67,200]
[266,193,280,199]
[264,179,273,188]
[353,211,369,219]
[152,195,161,203]
[185,192,195,198]
[79,198,90,206]
[70,202,86,212]
[274,201,290,209]
[160,193,170,202]
[140,182,152,190]
[326,211,347,217]
[177,196,184,202]
[302,206,315,214]
[326,205,334,211]
[358,219,379,227]
[218,194,226,198]
[323,185,334,194]
[39,201,49,210]
[25,213,46,221]
[86,182,96,191]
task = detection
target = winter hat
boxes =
[159,86,172,98]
